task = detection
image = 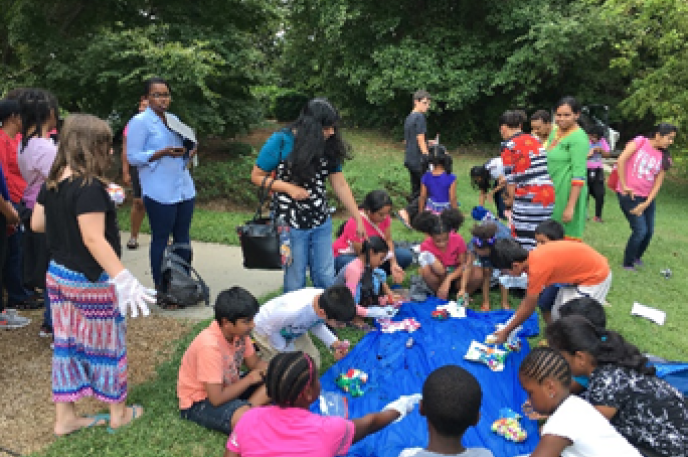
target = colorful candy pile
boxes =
[492,408,527,442]
[335,369,368,397]
[378,318,421,333]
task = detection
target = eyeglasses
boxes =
[150,93,172,100]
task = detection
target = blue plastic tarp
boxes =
[313,297,541,457]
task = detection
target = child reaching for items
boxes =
[224,351,421,457]
[547,316,688,457]
[418,144,457,214]
[30,114,154,435]
[333,236,398,329]
[177,287,270,435]
[470,159,507,220]
[399,365,494,457]
[518,347,642,457]
[413,209,468,300]
[251,285,356,369]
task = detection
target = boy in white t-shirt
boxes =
[252,286,355,369]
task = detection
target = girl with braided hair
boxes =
[224,351,421,457]
[547,316,688,457]
[518,347,642,457]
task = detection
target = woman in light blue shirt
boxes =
[126,77,195,306]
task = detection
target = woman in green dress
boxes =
[545,96,589,240]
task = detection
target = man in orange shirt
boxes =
[489,238,612,344]
[178,287,269,434]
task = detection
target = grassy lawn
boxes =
[42,126,686,456]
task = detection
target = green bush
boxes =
[274,90,309,122]
[252,85,289,119]
[192,156,260,205]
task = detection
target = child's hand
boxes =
[246,368,266,385]
[391,264,405,284]
[288,184,310,200]
[437,281,451,300]
[332,340,350,360]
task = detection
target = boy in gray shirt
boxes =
[404,90,431,201]
[399,365,494,457]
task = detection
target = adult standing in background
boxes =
[530,109,553,144]
[616,123,676,271]
[121,97,149,250]
[499,110,554,251]
[251,98,364,293]
[403,90,431,202]
[546,96,589,240]
[126,77,196,307]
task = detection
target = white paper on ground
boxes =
[631,302,666,325]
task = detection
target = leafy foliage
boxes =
[273,90,309,122]
[1,0,280,136]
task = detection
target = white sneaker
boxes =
[0,309,31,329]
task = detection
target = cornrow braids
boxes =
[519,347,571,387]
[266,352,314,407]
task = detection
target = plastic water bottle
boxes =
[277,216,292,266]
[319,391,349,418]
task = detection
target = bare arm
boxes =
[224,450,240,457]
[205,370,264,407]
[630,170,665,216]
[352,410,400,443]
[244,353,268,372]
[417,133,429,155]
[418,184,427,214]
[449,180,457,209]
[616,140,639,195]
[30,203,46,232]
[250,165,307,200]
[329,172,365,238]
[493,294,538,343]
[458,252,475,295]
[78,212,125,278]
[1,197,19,225]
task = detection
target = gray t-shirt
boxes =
[404,111,427,170]
[399,447,495,457]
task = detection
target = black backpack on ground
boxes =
[159,243,210,308]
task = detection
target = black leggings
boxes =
[587,168,605,219]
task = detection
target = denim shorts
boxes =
[180,397,250,435]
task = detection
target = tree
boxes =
[1,0,280,136]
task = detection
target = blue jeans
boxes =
[180,398,250,435]
[143,197,195,287]
[284,218,335,293]
[3,226,32,305]
[334,245,413,276]
[617,193,656,267]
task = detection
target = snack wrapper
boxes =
[464,340,507,372]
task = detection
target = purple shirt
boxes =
[421,171,456,206]
[18,137,57,208]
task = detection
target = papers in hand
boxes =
[631,302,666,325]
[164,113,197,160]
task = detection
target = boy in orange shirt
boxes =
[178,287,269,434]
[488,238,612,344]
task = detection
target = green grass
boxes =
[39,127,687,456]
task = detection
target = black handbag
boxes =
[237,133,285,270]
[160,243,210,307]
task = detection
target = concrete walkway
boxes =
[121,232,282,321]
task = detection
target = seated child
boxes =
[400,365,494,457]
[252,285,355,369]
[177,287,269,435]
[334,236,397,329]
[519,347,643,457]
[332,189,412,282]
[225,351,421,457]
[488,238,611,344]
[547,316,688,457]
[459,218,513,311]
[534,219,566,324]
[413,209,467,300]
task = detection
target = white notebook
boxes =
[631,302,666,325]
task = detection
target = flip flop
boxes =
[54,413,110,437]
[126,238,139,250]
[107,405,142,434]
[394,211,413,230]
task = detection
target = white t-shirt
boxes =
[253,288,337,351]
[400,447,494,457]
[541,395,642,457]
[485,157,505,180]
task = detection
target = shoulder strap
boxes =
[360,211,386,239]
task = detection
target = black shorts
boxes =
[130,166,142,199]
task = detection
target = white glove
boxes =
[111,269,156,318]
[383,393,422,422]
[418,251,436,268]
[366,306,398,319]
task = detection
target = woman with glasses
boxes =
[126,77,195,308]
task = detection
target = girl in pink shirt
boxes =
[225,351,420,457]
[413,209,468,300]
[333,236,397,329]
[615,123,676,270]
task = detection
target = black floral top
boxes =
[588,364,688,457]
